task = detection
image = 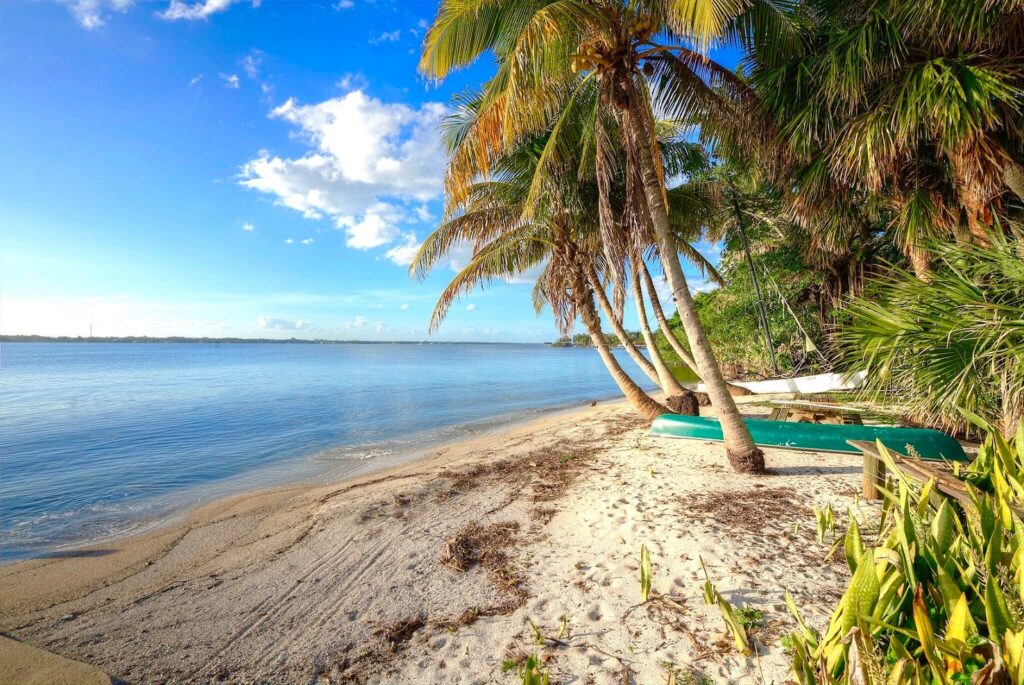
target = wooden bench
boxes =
[846,440,1024,519]
[768,400,864,425]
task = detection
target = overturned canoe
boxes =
[650,415,967,462]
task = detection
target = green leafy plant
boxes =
[640,544,652,602]
[527,618,544,646]
[786,425,1024,683]
[812,502,835,543]
[519,654,550,685]
[699,556,752,655]
[838,234,1024,435]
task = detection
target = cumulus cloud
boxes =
[345,315,368,329]
[283,238,294,244]
[383,233,421,266]
[400,303,410,310]
[300,238,314,245]
[220,73,240,89]
[240,90,446,263]
[61,0,133,29]
[242,221,255,232]
[257,316,308,331]
[334,0,354,8]
[160,0,244,20]
[339,202,403,249]
[375,322,386,333]
[466,303,477,312]
[336,72,367,92]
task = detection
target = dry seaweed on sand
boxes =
[440,521,527,606]
[683,487,809,535]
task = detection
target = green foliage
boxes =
[658,225,827,378]
[813,502,836,544]
[528,618,544,645]
[640,544,652,602]
[517,654,550,685]
[837,234,1024,434]
[786,426,1024,684]
[700,556,752,655]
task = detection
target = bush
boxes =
[787,423,1024,684]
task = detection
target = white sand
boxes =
[0,399,865,684]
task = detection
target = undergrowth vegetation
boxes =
[786,423,1024,683]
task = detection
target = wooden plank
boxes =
[848,439,1024,517]
[861,445,886,500]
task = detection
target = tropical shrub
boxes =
[787,424,1024,684]
[656,227,827,379]
[837,233,1024,435]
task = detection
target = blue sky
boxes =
[0,0,729,342]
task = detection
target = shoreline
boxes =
[2,393,636,566]
[1,397,864,684]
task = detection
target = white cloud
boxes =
[345,315,368,329]
[650,272,672,311]
[160,0,243,21]
[334,0,354,8]
[466,303,477,312]
[375,322,386,333]
[221,73,240,89]
[336,72,367,92]
[342,202,403,249]
[257,316,308,331]
[240,50,263,79]
[300,238,314,245]
[60,0,133,29]
[384,233,421,266]
[369,30,401,44]
[242,221,254,232]
[240,90,445,263]
[284,238,294,244]
[189,74,204,87]
[400,303,409,310]
[414,204,432,222]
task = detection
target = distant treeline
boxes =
[0,335,505,345]
[551,332,645,348]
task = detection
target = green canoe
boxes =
[650,415,967,462]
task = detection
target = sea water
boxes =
[0,342,655,561]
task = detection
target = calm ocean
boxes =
[0,342,654,562]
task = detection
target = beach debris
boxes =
[373,615,425,652]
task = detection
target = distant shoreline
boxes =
[0,335,553,345]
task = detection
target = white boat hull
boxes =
[687,370,866,395]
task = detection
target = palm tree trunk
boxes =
[577,287,669,421]
[631,266,687,396]
[626,104,764,473]
[585,264,662,387]
[907,245,933,282]
[639,261,701,376]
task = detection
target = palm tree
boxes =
[421,0,767,472]
[410,136,671,420]
[837,231,1024,435]
[732,0,1024,274]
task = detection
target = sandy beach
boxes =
[0,398,865,684]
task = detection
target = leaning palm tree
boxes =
[411,137,671,420]
[421,0,767,472]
